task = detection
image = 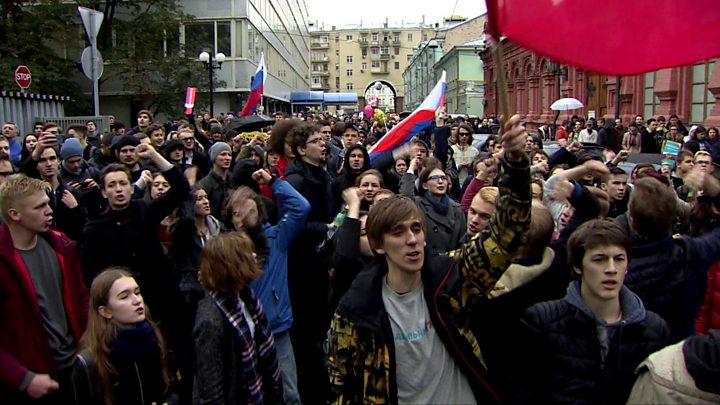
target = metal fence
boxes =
[0,90,71,136]
[34,115,112,135]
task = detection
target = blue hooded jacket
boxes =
[250,178,310,334]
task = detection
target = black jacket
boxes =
[616,214,720,343]
[284,157,335,338]
[330,216,371,312]
[80,166,189,326]
[72,346,170,405]
[515,282,669,404]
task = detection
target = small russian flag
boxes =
[240,52,266,117]
[368,71,446,163]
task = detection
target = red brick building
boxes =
[480,42,719,130]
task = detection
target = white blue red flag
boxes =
[240,52,265,117]
[368,71,446,163]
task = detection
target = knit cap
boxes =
[208,142,231,163]
[60,138,83,160]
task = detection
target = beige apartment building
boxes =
[309,22,436,112]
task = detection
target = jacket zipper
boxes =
[134,362,144,405]
[432,260,501,404]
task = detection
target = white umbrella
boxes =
[550,97,584,111]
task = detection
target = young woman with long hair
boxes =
[72,268,172,405]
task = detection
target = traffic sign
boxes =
[15,65,31,89]
[81,47,104,81]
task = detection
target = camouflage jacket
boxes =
[327,155,531,404]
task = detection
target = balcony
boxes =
[371,67,389,74]
[382,40,390,47]
[311,41,329,49]
[370,54,380,60]
[311,82,329,90]
[311,71,330,76]
[311,56,329,62]
[359,39,369,47]
[380,53,391,60]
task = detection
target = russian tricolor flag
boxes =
[368,71,446,163]
[240,52,266,117]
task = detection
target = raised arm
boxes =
[139,144,191,225]
[258,170,310,251]
[448,115,531,302]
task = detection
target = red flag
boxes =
[486,0,720,75]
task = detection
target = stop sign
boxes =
[15,65,31,89]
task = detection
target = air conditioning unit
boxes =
[360,69,365,73]
[391,55,395,59]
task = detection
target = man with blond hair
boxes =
[0,175,88,403]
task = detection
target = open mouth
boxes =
[601,280,618,289]
[406,251,422,261]
[136,307,145,314]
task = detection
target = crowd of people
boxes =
[0,105,719,405]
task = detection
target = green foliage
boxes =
[0,0,89,112]
[0,0,218,117]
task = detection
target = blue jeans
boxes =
[275,330,300,404]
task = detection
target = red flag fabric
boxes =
[486,0,720,75]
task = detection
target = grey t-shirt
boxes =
[19,236,76,370]
[381,278,476,404]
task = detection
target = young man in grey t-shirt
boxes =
[0,174,88,403]
[328,115,532,404]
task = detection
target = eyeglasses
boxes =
[180,137,195,142]
[458,132,471,137]
[428,175,448,183]
[0,171,13,177]
[305,138,324,146]
[696,160,711,165]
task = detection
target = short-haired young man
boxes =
[284,121,336,403]
[145,123,166,149]
[0,175,88,403]
[601,166,629,218]
[618,175,720,342]
[18,135,87,241]
[65,124,93,161]
[127,109,153,136]
[81,143,189,325]
[328,115,531,403]
[2,121,21,163]
[516,219,669,403]
[196,142,234,221]
[672,149,695,192]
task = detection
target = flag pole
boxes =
[494,40,512,129]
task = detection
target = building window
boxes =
[691,61,716,124]
[335,49,339,57]
[372,61,380,68]
[186,21,231,56]
[361,49,367,58]
[394,47,400,55]
[394,34,400,42]
[361,62,367,70]
[380,46,389,55]
[336,77,340,86]
[346,55,353,63]
[371,33,378,41]
[346,34,353,41]
[371,47,379,55]
[313,77,321,85]
[346,69,353,76]
[346,83,354,90]
[394,61,400,70]
[361,35,368,42]
[644,72,659,119]
[423,34,428,41]
[408,33,413,42]
[407,54,412,62]
[335,63,339,70]
[335,35,339,43]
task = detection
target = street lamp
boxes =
[198,51,226,117]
